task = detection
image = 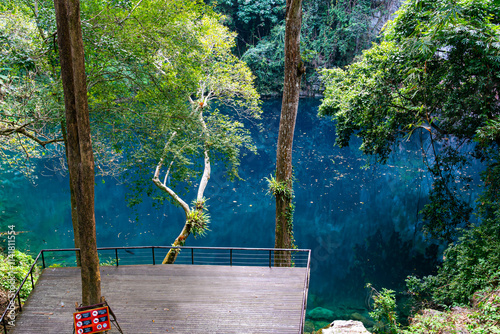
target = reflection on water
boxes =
[1,99,481,328]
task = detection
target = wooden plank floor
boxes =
[10,264,309,334]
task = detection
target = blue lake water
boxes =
[2,98,479,325]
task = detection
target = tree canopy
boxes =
[0,9,63,176]
[1,0,261,266]
[320,0,500,240]
[91,3,261,205]
[239,0,398,95]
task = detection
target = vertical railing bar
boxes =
[299,249,312,334]
[3,314,7,334]
[191,248,194,265]
[152,247,155,265]
[115,248,119,266]
[30,271,34,289]
[269,250,272,268]
[230,249,233,266]
[17,294,22,312]
[42,251,46,269]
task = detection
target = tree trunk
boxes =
[274,0,303,267]
[159,147,210,264]
[61,122,81,267]
[54,0,101,305]
[162,219,192,264]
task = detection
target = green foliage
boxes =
[470,289,500,333]
[265,174,293,199]
[320,0,500,240]
[367,284,400,334]
[239,0,391,94]
[286,201,296,249]
[0,9,63,177]
[266,174,296,248]
[302,0,374,66]
[402,289,500,334]
[0,0,260,209]
[99,258,117,267]
[91,6,262,208]
[241,25,285,95]
[187,199,211,238]
[406,221,500,308]
[0,250,39,301]
[205,0,286,50]
[403,310,464,334]
[368,283,500,333]
[234,0,285,25]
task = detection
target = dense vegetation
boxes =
[321,0,500,240]
[0,250,39,304]
[208,0,401,95]
[320,0,500,332]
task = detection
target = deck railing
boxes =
[1,246,311,334]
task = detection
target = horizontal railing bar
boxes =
[40,246,310,252]
[194,261,230,264]
[231,261,271,265]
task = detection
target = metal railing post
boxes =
[115,249,119,266]
[191,248,194,265]
[152,247,155,265]
[17,294,22,312]
[269,250,272,268]
[30,271,34,289]
[299,249,312,334]
[41,251,46,269]
[3,315,7,334]
[230,249,233,266]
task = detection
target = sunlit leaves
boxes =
[0,10,63,178]
[81,1,262,208]
[320,0,500,240]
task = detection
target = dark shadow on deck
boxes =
[7,247,310,334]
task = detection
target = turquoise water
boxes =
[1,98,480,326]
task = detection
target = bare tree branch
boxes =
[0,124,63,147]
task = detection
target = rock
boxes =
[320,320,370,334]
[307,307,336,322]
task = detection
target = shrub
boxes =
[367,284,400,334]
[406,221,500,308]
[0,250,40,302]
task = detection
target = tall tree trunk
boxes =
[274,0,304,267]
[61,122,81,267]
[54,0,101,305]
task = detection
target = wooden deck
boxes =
[10,264,309,333]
